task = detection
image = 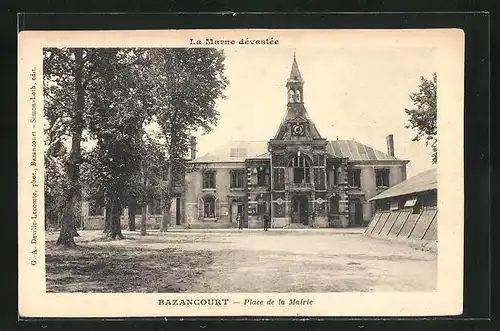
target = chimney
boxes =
[386,134,395,157]
[190,136,197,160]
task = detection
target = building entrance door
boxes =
[349,200,363,226]
[291,195,309,225]
[231,202,244,226]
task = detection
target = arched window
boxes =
[296,89,301,102]
[289,89,295,102]
[290,156,310,184]
[204,196,216,218]
[330,195,340,215]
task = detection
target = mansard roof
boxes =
[190,139,405,163]
[369,168,437,201]
[326,140,400,161]
[190,141,269,163]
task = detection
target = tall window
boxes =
[329,195,340,214]
[314,168,326,189]
[313,154,325,166]
[230,170,244,189]
[274,168,285,190]
[204,196,216,218]
[257,167,267,186]
[375,169,390,187]
[203,171,216,189]
[348,169,361,187]
[290,156,310,184]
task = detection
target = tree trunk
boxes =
[140,163,149,236]
[128,203,136,231]
[73,207,80,236]
[103,202,111,234]
[109,199,125,240]
[160,198,171,232]
[56,48,85,248]
[140,205,147,236]
[57,210,62,228]
[160,159,174,233]
[56,198,77,248]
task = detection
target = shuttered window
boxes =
[203,196,216,218]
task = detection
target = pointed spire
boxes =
[288,52,303,83]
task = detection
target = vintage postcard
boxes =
[18,29,464,318]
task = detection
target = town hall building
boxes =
[80,55,409,230]
[183,55,409,229]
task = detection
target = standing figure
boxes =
[263,214,270,231]
[237,213,243,230]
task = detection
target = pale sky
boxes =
[194,45,437,178]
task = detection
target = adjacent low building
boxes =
[364,168,437,243]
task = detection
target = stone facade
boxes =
[183,55,409,229]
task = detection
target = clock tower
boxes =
[268,53,332,228]
[273,54,323,141]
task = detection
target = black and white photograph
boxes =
[18,29,464,317]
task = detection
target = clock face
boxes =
[292,124,304,135]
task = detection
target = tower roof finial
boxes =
[288,51,303,83]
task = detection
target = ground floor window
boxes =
[274,202,286,217]
[349,200,364,226]
[204,196,216,218]
[329,195,340,214]
[256,202,267,215]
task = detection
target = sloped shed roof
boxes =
[369,168,437,201]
